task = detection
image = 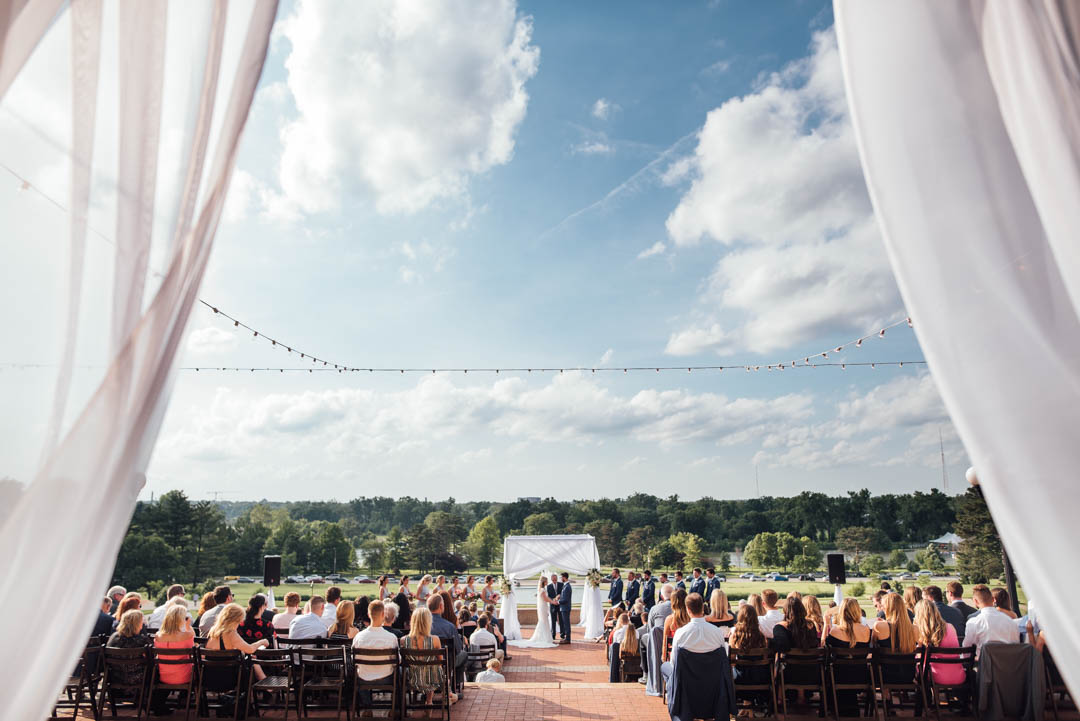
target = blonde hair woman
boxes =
[826,598,872,648]
[155,604,195,686]
[706,589,734,625]
[875,593,917,653]
[803,595,824,635]
[331,600,358,639]
[400,606,452,712]
[903,586,922,617]
[435,575,447,595]
[107,609,149,687]
[913,599,965,685]
[416,575,433,603]
[747,593,765,617]
[207,603,269,680]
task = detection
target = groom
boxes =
[557,572,573,644]
[547,573,563,640]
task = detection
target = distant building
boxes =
[518,497,541,503]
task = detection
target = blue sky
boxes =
[0,0,970,501]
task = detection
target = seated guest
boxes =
[471,614,504,661]
[475,658,505,683]
[608,610,637,682]
[330,600,359,640]
[107,609,151,689]
[459,608,477,638]
[803,595,824,635]
[150,604,195,714]
[872,589,889,620]
[400,607,455,707]
[272,592,302,632]
[947,581,977,619]
[923,585,966,642]
[705,589,735,626]
[289,596,329,640]
[352,600,400,708]
[391,591,412,632]
[354,595,370,630]
[772,594,815,653]
[991,587,1018,619]
[747,593,765,617]
[107,586,126,614]
[207,604,268,681]
[874,594,918,684]
[913,599,965,686]
[148,585,190,629]
[826,599,874,717]
[880,581,892,593]
[468,602,479,621]
[427,594,466,684]
[112,593,143,630]
[486,607,506,654]
[197,586,233,633]
[757,589,783,639]
[729,604,768,656]
[238,593,276,645]
[322,586,342,628]
[661,589,690,662]
[964,584,1019,657]
[92,596,115,637]
[602,601,625,636]
[903,586,922,619]
[660,592,727,687]
[192,592,216,636]
[438,591,457,628]
[629,598,647,628]
[382,602,405,638]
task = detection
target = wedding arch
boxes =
[498,534,604,640]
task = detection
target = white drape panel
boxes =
[580,587,604,639]
[835,0,1080,698]
[502,534,602,578]
[0,2,277,718]
[498,589,521,640]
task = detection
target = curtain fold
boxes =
[502,535,603,579]
[835,0,1080,698]
[0,2,278,718]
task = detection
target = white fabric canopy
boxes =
[836,0,1080,698]
[0,1,277,718]
[502,534,602,578]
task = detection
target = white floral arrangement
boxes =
[587,568,603,589]
[498,576,513,597]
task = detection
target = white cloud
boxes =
[663,29,900,356]
[597,348,614,366]
[637,241,667,259]
[702,59,732,75]
[591,97,617,120]
[223,169,258,223]
[572,140,614,156]
[186,327,239,356]
[274,0,540,216]
[396,239,456,283]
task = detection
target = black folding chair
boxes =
[730,647,778,717]
[195,648,248,721]
[99,646,149,720]
[247,648,295,720]
[352,648,399,719]
[53,637,104,719]
[147,645,197,720]
[922,645,976,721]
[298,646,350,720]
[873,649,924,717]
[619,650,643,683]
[777,647,829,719]
[401,647,450,720]
[827,647,877,720]
[1045,648,1076,721]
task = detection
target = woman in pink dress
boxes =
[913,600,965,685]
[154,604,195,684]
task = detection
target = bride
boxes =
[508,575,558,648]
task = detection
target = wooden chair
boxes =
[98,646,149,720]
[401,647,451,720]
[52,637,104,720]
[195,648,247,721]
[827,647,877,720]
[466,646,495,681]
[661,635,675,702]
[777,647,829,719]
[147,645,197,721]
[298,646,350,720]
[247,648,295,720]
[352,648,399,719]
[1045,648,1076,721]
[619,650,643,683]
[921,645,976,721]
[730,647,778,718]
[873,649,924,717]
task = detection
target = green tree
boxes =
[358,535,386,575]
[623,526,656,568]
[861,554,885,575]
[187,501,227,584]
[743,532,780,569]
[790,537,823,573]
[906,559,920,573]
[314,522,355,573]
[652,538,680,568]
[385,526,406,573]
[113,532,180,590]
[835,526,887,567]
[425,510,467,555]
[954,486,1002,584]
[522,512,559,536]
[585,519,623,564]
[889,549,909,569]
[916,544,946,573]
[405,523,438,573]
[715,550,732,573]
[668,532,706,568]
[465,516,501,568]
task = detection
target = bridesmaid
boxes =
[378,575,391,601]
[464,575,478,600]
[449,576,462,599]
[435,575,447,595]
[398,575,413,599]
[482,575,500,606]
[416,575,433,603]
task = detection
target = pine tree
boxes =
[954,486,1003,583]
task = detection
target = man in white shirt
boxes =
[352,600,399,711]
[661,592,727,685]
[758,589,784,638]
[321,586,342,629]
[470,614,504,661]
[148,585,192,628]
[289,596,329,640]
[964,584,1019,657]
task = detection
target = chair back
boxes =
[352,647,399,669]
[151,645,197,681]
[828,646,873,683]
[253,647,294,675]
[401,646,446,669]
[873,648,919,685]
[730,646,772,674]
[197,647,244,691]
[103,646,149,688]
[298,646,347,678]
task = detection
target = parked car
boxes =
[767,574,788,582]
[304,575,325,584]
[352,576,375,584]
[917,570,932,577]
[325,574,348,583]
[794,574,814,581]
[749,575,766,582]
[235,577,256,584]
[285,575,305,583]
[739,572,754,579]
[897,573,916,580]
[879,574,893,581]
[715,575,726,583]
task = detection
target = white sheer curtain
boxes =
[0,1,277,718]
[501,535,603,636]
[835,0,1080,698]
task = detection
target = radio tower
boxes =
[939,428,949,492]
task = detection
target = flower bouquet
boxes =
[497,575,512,599]
[586,568,603,589]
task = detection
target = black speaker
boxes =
[263,555,281,587]
[827,553,846,585]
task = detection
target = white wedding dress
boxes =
[508,586,558,648]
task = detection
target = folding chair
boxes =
[298,646,350,720]
[661,634,675,702]
[777,647,829,719]
[465,646,495,681]
[352,648,399,719]
[619,651,643,683]
[147,645,197,720]
[52,637,104,720]
[922,645,976,721]
[98,646,149,720]
[873,649,924,717]
[1045,648,1076,721]
[247,648,295,720]
[730,647,778,717]
[401,647,451,720]
[195,648,247,721]
[827,647,877,720]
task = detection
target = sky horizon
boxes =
[0,1,972,503]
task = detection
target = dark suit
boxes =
[625,578,640,607]
[547,582,563,639]
[705,576,721,600]
[92,610,114,638]
[951,599,977,619]
[558,581,573,640]
[675,578,686,591]
[608,577,624,607]
[936,601,967,642]
[642,578,656,609]
[688,576,706,598]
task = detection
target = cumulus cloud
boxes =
[572,140,614,156]
[186,327,239,356]
[637,241,667,260]
[663,29,900,356]
[274,0,540,216]
[591,97,617,120]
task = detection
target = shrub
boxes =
[847,582,866,598]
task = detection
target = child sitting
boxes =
[474,658,505,683]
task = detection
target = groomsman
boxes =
[689,568,707,598]
[674,571,686,591]
[658,572,669,587]
[625,571,640,607]
[641,570,656,610]
[705,568,721,598]
[608,568,624,607]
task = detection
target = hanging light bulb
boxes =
[212,307,218,314]
[841,363,846,370]
[879,329,886,338]
[835,346,843,353]
[233,320,238,327]
[856,339,862,347]
[822,352,828,359]
[871,363,876,369]
[253,331,258,337]
[907,317,913,327]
